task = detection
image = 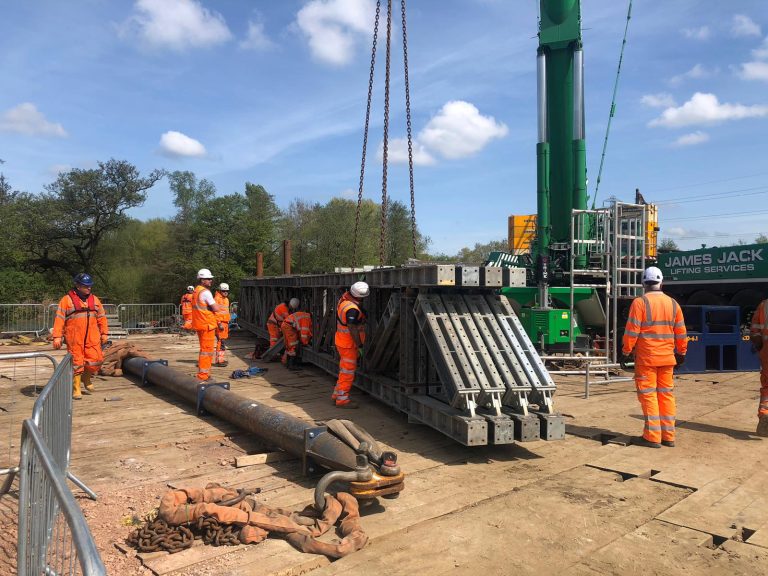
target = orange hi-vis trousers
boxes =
[267,323,281,348]
[215,323,229,364]
[333,345,358,406]
[196,328,216,380]
[635,364,676,444]
[760,366,768,418]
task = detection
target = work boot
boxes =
[631,436,661,449]
[335,400,359,409]
[214,361,229,368]
[661,440,676,448]
[82,372,95,394]
[72,374,82,400]
[756,416,768,438]
[286,356,301,371]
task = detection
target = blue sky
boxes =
[1,0,767,254]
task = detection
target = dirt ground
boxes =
[1,332,767,575]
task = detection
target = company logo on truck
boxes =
[662,248,763,276]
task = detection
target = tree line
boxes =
[1,159,456,304]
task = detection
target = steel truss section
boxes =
[239,268,562,447]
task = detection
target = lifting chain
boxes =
[400,0,418,259]
[126,516,244,554]
[379,0,393,266]
[353,0,382,269]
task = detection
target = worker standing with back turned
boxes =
[622,266,687,448]
[180,286,194,330]
[214,283,231,367]
[749,298,768,437]
[191,269,226,381]
[332,282,369,409]
[52,273,109,399]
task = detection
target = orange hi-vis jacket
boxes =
[52,290,108,347]
[214,291,231,323]
[751,299,768,362]
[335,293,366,348]
[282,312,313,347]
[180,293,194,318]
[622,291,687,366]
[268,302,290,327]
[191,285,217,331]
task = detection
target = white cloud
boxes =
[650,92,768,128]
[640,93,676,108]
[127,0,232,51]
[381,138,436,166]
[47,164,72,176]
[295,0,375,66]
[739,61,768,81]
[340,188,356,199]
[669,63,717,85]
[240,20,274,51]
[731,15,761,38]
[682,26,710,41]
[418,101,508,160]
[0,103,67,137]
[159,131,207,157]
[754,37,768,60]
[672,131,710,147]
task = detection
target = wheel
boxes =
[728,289,765,325]
[685,290,725,306]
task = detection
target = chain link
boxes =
[353,1,382,268]
[401,0,418,259]
[379,0,393,266]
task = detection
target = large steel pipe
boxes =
[122,357,358,471]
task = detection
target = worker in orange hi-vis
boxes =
[622,266,687,449]
[332,282,369,409]
[52,273,109,399]
[191,269,226,381]
[749,298,768,437]
[280,308,313,371]
[180,286,194,330]
[213,283,231,367]
[266,298,299,349]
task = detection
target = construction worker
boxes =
[214,283,231,367]
[52,273,109,399]
[622,266,687,448]
[266,298,300,349]
[749,298,768,437]
[332,282,369,408]
[180,286,194,330]
[191,269,226,381]
[281,308,313,371]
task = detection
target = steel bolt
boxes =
[309,432,315,438]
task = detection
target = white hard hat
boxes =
[186,285,194,292]
[219,283,230,291]
[197,268,214,279]
[289,298,300,310]
[350,281,370,299]
[642,266,663,284]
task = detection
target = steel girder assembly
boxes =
[238,264,565,447]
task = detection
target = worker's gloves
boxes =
[52,337,62,350]
[619,351,633,365]
[217,323,226,331]
[100,335,109,345]
[752,336,764,352]
[674,353,686,366]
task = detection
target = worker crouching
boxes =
[267,298,300,350]
[333,282,369,409]
[749,298,768,437]
[280,307,313,371]
[622,267,687,448]
[52,273,109,399]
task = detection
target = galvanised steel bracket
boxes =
[196,381,230,416]
[303,426,329,476]
[140,359,168,387]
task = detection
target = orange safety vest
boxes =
[191,285,217,331]
[751,299,768,364]
[268,302,290,326]
[214,291,231,323]
[335,293,365,348]
[52,290,108,348]
[180,293,193,315]
[282,311,313,346]
[622,291,687,366]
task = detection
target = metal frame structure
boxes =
[239,264,565,447]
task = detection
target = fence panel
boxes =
[0,304,46,335]
[117,303,179,332]
[17,419,106,576]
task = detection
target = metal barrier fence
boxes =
[18,419,106,575]
[0,304,47,336]
[117,303,178,332]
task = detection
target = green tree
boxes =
[24,159,165,279]
[455,239,509,264]
[657,238,679,252]
[169,170,216,223]
[756,233,767,244]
